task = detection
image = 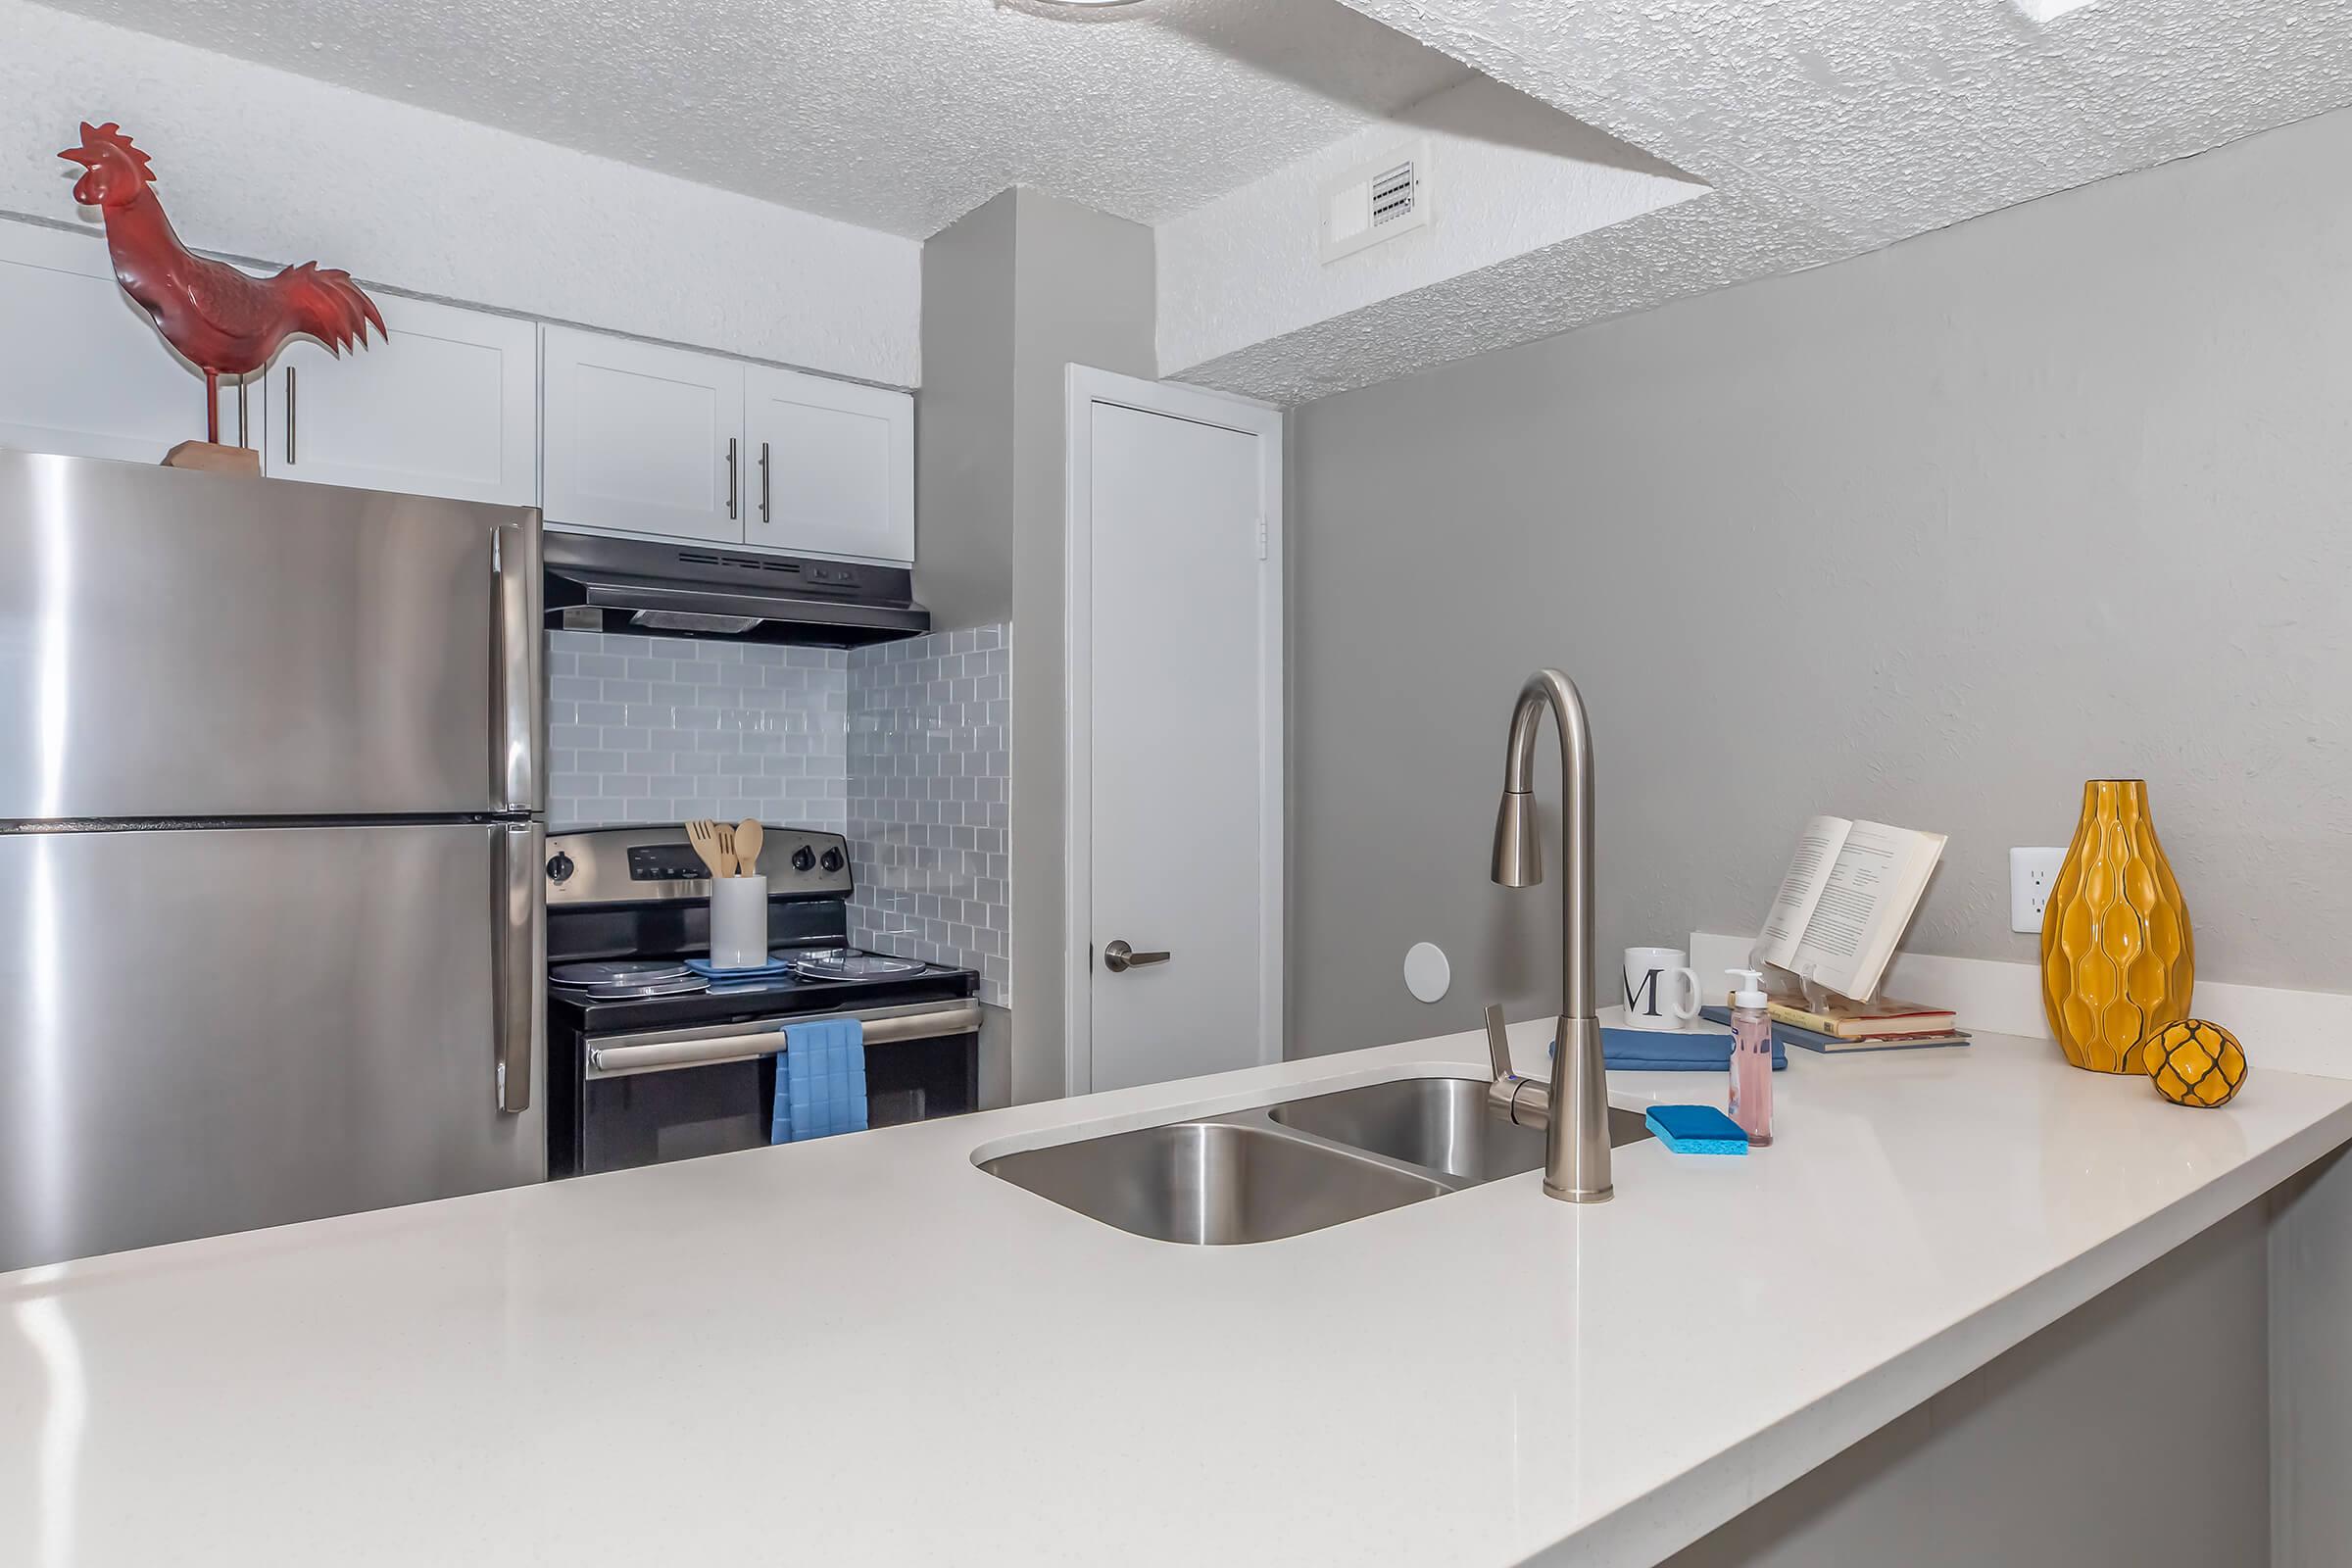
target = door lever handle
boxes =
[1102,940,1170,974]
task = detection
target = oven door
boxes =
[569,1000,979,1176]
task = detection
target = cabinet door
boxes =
[542,325,745,543]
[261,295,538,506]
[0,220,237,462]
[742,364,913,563]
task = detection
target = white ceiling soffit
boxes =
[1174,0,2352,404]
[27,0,1469,238]
[1157,76,1709,377]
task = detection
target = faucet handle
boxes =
[1484,1004,1515,1083]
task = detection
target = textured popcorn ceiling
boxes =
[1172,0,2352,401]
[28,0,1468,238]
[31,0,2352,398]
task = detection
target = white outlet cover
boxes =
[2010,847,2069,934]
[1402,941,1450,1003]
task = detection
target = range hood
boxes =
[542,531,930,647]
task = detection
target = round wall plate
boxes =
[1402,942,1450,1004]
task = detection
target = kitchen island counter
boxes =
[4,1019,2347,1566]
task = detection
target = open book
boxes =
[1756,816,1947,1003]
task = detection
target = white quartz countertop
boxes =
[5,1019,2349,1567]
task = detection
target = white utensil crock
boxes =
[709,875,770,969]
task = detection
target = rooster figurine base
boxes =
[161,440,261,477]
[60,121,384,447]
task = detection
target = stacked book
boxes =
[1700,994,1971,1054]
[1725,813,1968,1053]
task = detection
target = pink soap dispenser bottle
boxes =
[1726,968,1775,1147]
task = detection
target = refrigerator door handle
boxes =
[493,512,545,814]
[493,822,544,1113]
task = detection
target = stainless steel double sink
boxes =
[979,1075,1653,1245]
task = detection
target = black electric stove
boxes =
[543,825,981,1177]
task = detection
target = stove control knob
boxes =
[546,851,575,884]
[819,848,845,874]
[790,845,817,873]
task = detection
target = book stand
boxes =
[1759,959,1891,1014]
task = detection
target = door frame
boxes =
[1063,365,1285,1097]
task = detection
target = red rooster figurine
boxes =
[60,121,385,445]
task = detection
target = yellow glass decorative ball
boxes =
[2139,1019,2248,1108]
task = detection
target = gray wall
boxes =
[1005,188,1157,1103]
[2271,1148,2352,1566]
[1288,107,2352,1058]
[915,187,1156,1102]
[1658,1201,2270,1568]
[913,192,1017,630]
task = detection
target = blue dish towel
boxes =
[1593,1026,1786,1073]
[772,1017,869,1143]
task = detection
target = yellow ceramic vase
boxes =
[2040,779,2194,1073]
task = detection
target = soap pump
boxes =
[1727,968,1774,1147]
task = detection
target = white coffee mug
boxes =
[1622,947,1702,1030]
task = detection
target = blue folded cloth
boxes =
[772,1017,868,1142]
[1586,1026,1787,1072]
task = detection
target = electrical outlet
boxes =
[2010,847,2068,933]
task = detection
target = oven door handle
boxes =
[585,1001,981,1079]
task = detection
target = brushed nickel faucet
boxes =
[1483,669,1613,1203]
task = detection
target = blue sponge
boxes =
[1644,1105,1749,1155]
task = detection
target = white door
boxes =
[541,325,745,542]
[742,365,913,563]
[1073,373,1283,1094]
[261,295,539,506]
[0,220,236,462]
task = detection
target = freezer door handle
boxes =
[494,512,545,814]
[493,822,544,1112]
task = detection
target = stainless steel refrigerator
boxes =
[0,450,545,1275]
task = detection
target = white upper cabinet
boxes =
[541,326,746,543]
[261,295,539,507]
[743,365,913,564]
[541,325,913,563]
[0,220,913,563]
[0,221,236,462]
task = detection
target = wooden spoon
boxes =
[734,819,764,877]
[713,821,738,879]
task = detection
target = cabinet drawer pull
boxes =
[760,441,772,525]
[726,437,739,522]
[285,366,297,465]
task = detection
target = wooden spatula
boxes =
[685,819,726,879]
[734,819,764,876]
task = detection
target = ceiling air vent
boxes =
[1371,161,1416,225]
[1320,140,1433,264]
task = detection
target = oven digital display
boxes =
[625,844,709,881]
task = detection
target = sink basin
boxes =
[980,1119,1446,1245]
[1269,1076,1654,1183]
[979,1073,1660,1244]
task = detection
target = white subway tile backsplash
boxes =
[847,625,1012,1007]
[546,630,848,832]
[546,625,1011,1008]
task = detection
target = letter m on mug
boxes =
[1622,948,1702,1029]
